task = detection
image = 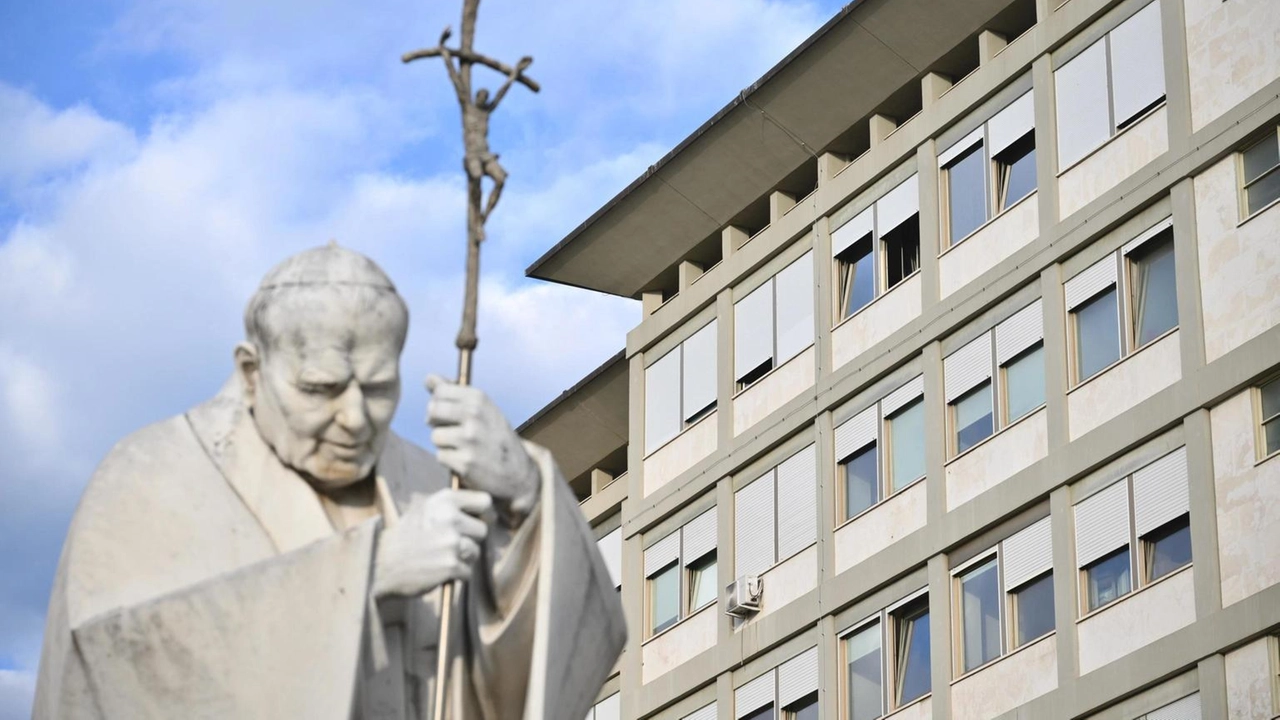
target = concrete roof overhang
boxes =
[526,0,1016,298]
[517,350,628,485]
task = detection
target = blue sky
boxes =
[0,0,843,714]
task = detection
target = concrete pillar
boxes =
[716,289,736,449]
[642,291,664,315]
[921,72,953,110]
[1184,409,1223,617]
[1031,54,1060,231]
[1196,654,1230,720]
[917,140,942,310]
[978,30,1008,65]
[1040,265,1071,452]
[722,225,750,259]
[817,152,849,186]
[680,260,706,293]
[716,476,736,648]
[1160,0,1194,156]
[817,615,840,720]
[591,468,615,495]
[923,341,948,523]
[813,216,834,386]
[770,190,797,223]
[869,114,898,147]
[1171,179,1207,371]
[1049,486,1081,690]
[927,554,954,720]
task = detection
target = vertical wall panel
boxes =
[682,320,719,422]
[1075,481,1131,567]
[735,475,777,578]
[777,445,818,559]
[735,282,775,381]
[1133,447,1190,536]
[775,252,816,365]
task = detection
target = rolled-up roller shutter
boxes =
[1074,481,1131,567]
[735,670,776,718]
[644,532,680,577]
[1002,517,1053,591]
[945,332,993,403]
[1132,447,1189,537]
[777,647,819,709]
[682,508,718,565]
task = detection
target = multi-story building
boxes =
[517,0,1280,716]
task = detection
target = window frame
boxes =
[647,560,681,637]
[949,380,995,457]
[836,387,926,524]
[832,179,922,325]
[950,521,1057,678]
[1255,375,1280,462]
[686,551,719,614]
[1237,126,1280,220]
[839,588,933,719]
[1053,0,1168,173]
[1076,472,1193,616]
[1001,342,1047,426]
[1066,222,1178,387]
[941,138,991,248]
[644,508,720,640]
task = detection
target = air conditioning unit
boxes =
[725,574,763,618]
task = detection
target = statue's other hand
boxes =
[373,488,491,598]
[425,374,540,521]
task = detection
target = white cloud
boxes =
[0,85,136,193]
[0,670,36,720]
[0,347,62,459]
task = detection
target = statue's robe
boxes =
[33,379,625,719]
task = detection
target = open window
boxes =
[835,377,925,522]
[831,175,920,321]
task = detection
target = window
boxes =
[843,592,931,719]
[944,300,1046,458]
[835,376,925,521]
[688,553,718,610]
[940,90,1036,246]
[892,597,931,706]
[1074,448,1191,613]
[959,558,1001,672]
[1054,1,1166,168]
[1258,376,1280,458]
[597,527,623,591]
[737,650,818,720]
[1065,219,1177,384]
[735,252,814,390]
[585,693,620,720]
[643,508,718,637]
[1137,693,1203,720]
[735,446,818,579]
[953,517,1056,675]
[645,320,718,453]
[832,175,920,320]
[1241,128,1280,216]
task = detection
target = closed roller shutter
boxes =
[775,252,815,365]
[1132,447,1189,537]
[835,406,878,461]
[882,375,924,417]
[878,174,919,234]
[735,475,776,578]
[1146,693,1201,720]
[945,332,993,403]
[682,320,718,423]
[682,703,717,720]
[776,445,817,559]
[593,694,620,720]
[1108,1,1165,128]
[777,647,819,708]
[735,282,775,382]
[644,532,680,577]
[735,670,776,718]
[1065,255,1118,311]
[682,508,718,565]
[996,300,1044,366]
[1003,516,1053,591]
[1075,481,1131,567]
[645,350,681,454]
[988,91,1035,157]
[940,126,984,167]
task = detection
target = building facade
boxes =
[518,0,1280,717]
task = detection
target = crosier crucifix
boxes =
[401,2,537,718]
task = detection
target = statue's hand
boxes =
[373,488,491,599]
[425,375,540,523]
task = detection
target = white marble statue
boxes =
[33,243,626,719]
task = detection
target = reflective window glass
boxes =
[894,599,931,705]
[1144,516,1191,582]
[742,704,775,720]
[846,622,884,720]
[1074,287,1121,382]
[883,215,920,289]
[650,564,679,634]
[1243,132,1280,215]
[1005,344,1045,423]
[786,694,819,720]
[1130,236,1178,347]
[843,444,880,519]
[960,558,1002,672]
[888,399,926,491]
[947,143,988,246]
[1013,573,1055,647]
[838,237,876,318]
[688,554,718,611]
[1262,377,1280,456]
[954,382,994,454]
[1085,547,1132,611]
[996,134,1037,211]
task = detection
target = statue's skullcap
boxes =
[256,240,398,292]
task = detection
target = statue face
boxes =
[242,293,405,489]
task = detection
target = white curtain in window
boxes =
[735,282,774,382]
[645,350,682,454]
[682,320,718,422]
[774,252,815,365]
[1108,1,1166,127]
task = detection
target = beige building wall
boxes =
[1210,390,1280,607]
[1224,637,1276,720]
[641,605,717,685]
[1067,331,1181,441]
[1076,567,1196,675]
[1058,108,1169,219]
[643,413,717,497]
[1194,156,1280,363]
[950,635,1058,720]
[833,480,926,575]
[831,275,922,371]
[732,346,815,436]
[945,408,1048,510]
[1184,0,1280,132]
[940,193,1039,299]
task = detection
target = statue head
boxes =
[235,242,409,491]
